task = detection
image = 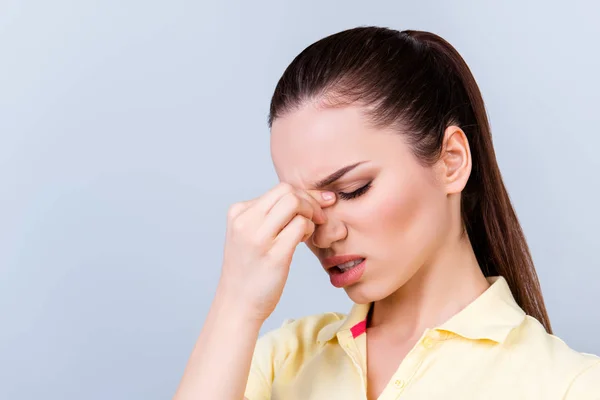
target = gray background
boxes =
[1,0,598,399]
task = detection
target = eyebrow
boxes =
[312,161,367,189]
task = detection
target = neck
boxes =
[369,232,490,340]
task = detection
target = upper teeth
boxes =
[337,258,364,271]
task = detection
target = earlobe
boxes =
[441,126,472,194]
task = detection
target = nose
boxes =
[311,211,347,249]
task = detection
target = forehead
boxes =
[270,104,378,187]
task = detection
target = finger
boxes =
[257,192,315,240]
[252,183,296,216]
[233,183,292,225]
[272,215,314,258]
[305,189,337,208]
[301,219,316,243]
[227,201,252,221]
[294,190,327,225]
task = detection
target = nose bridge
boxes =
[312,208,346,248]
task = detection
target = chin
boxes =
[343,274,412,304]
[343,280,393,304]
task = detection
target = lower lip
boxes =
[328,259,366,288]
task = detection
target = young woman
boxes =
[173,26,599,400]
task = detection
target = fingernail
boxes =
[321,191,335,201]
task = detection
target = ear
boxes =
[438,125,472,195]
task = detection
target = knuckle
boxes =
[227,203,244,219]
[302,220,316,241]
[249,234,268,249]
[286,194,302,209]
[231,216,247,233]
[296,215,309,229]
[278,182,294,193]
[301,215,311,227]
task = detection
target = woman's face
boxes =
[270,103,453,304]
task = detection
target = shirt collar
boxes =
[437,276,526,343]
[316,276,526,345]
[317,302,371,344]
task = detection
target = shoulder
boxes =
[513,316,599,365]
[253,311,346,364]
[564,359,600,399]
[506,316,600,397]
[244,312,346,399]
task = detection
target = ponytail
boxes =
[408,30,553,333]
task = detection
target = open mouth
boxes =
[327,257,367,288]
[332,257,366,273]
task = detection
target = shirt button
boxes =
[394,379,406,389]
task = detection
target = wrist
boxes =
[213,283,267,329]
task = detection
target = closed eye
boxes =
[338,181,373,200]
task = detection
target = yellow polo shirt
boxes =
[244,276,600,399]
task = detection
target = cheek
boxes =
[368,172,444,253]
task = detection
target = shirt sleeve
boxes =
[244,319,296,400]
[244,332,275,400]
[564,360,600,400]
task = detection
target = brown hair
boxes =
[267,26,552,333]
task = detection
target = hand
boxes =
[217,183,336,323]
